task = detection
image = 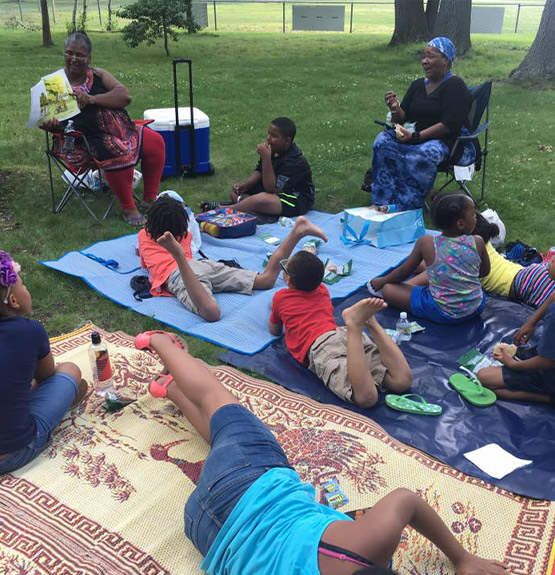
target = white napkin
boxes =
[464,443,532,479]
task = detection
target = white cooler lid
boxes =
[143,107,210,130]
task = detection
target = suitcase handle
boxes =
[172,59,196,177]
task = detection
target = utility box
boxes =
[144,107,212,177]
[292,5,345,31]
[471,6,505,34]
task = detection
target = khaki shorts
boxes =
[307,327,387,403]
[167,259,257,316]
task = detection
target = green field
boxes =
[0,23,553,360]
[0,0,545,35]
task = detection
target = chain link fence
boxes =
[0,0,544,35]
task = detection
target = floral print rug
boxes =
[1,323,554,575]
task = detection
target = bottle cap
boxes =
[91,331,101,344]
[400,312,408,319]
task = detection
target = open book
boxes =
[27,68,80,128]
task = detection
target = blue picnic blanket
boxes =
[41,211,420,354]
[221,289,555,500]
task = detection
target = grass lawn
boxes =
[1,27,554,363]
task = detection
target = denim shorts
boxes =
[502,366,555,398]
[184,404,291,556]
[411,286,485,324]
[0,372,78,475]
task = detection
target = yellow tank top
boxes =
[480,242,523,297]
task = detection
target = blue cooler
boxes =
[143,107,211,177]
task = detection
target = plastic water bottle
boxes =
[62,120,75,154]
[278,216,294,228]
[395,312,412,342]
[90,332,114,396]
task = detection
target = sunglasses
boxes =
[63,51,89,62]
[279,259,289,275]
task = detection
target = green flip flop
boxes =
[448,371,496,407]
[385,394,442,416]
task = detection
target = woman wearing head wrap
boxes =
[368,37,476,211]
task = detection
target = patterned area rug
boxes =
[1,324,554,575]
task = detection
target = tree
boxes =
[389,0,472,57]
[425,0,440,33]
[72,0,78,32]
[107,0,113,31]
[432,0,472,56]
[118,0,199,57]
[390,0,428,46]
[40,0,53,46]
[511,0,555,83]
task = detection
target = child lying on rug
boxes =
[268,250,412,408]
[369,193,490,324]
[477,293,555,405]
[138,196,327,321]
[473,213,555,309]
[135,330,508,575]
[0,250,87,475]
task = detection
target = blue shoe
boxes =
[504,240,526,262]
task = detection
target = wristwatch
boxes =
[411,131,421,144]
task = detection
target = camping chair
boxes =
[45,128,116,220]
[435,80,492,203]
[45,119,151,220]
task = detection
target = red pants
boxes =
[104,128,165,211]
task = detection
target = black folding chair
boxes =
[45,129,116,220]
[435,81,492,203]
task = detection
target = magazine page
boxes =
[27,68,81,128]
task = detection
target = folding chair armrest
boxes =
[459,122,490,141]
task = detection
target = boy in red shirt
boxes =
[269,251,412,408]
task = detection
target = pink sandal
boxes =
[149,374,174,399]
[135,330,188,352]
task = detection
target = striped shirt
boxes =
[513,263,555,308]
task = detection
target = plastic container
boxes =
[395,312,412,342]
[90,331,114,396]
[62,119,75,153]
[143,107,211,177]
[279,216,294,228]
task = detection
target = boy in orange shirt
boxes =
[138,196,327,322]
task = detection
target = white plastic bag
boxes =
[481,209,506,248]
[157,190,202,256]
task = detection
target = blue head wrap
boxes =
[427,37,456,63]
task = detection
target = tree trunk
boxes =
[432,0,472,56]
[96,0,102,26]
[511,0,555,83]
[186,0,196,34]
[425,0,440,32]
[107,0,112,30]
[163,23,170,56]
[72,0,78,31]
[82,0,87,27]
[390,0,429,46]
[40,0,53,46]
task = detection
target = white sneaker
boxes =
[366,278,384,298]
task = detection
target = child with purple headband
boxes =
[0,250,87,474]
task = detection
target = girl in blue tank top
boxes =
[370,194,490,324]
[138,330,508,575]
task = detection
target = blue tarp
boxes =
[40,211,419,355]
[221,288,555,500]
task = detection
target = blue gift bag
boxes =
[341,207,425,248]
